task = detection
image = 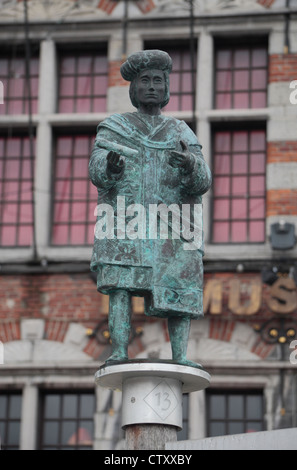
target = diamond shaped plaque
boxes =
[144,380,179,421]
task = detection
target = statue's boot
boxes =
[105,290,132,365]
[168,316,202,369]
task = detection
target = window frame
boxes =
[0,132,36,248]
[210,122,267,245]
[0,44,39,116]
[206,389,265,438]
[213,37,268,111]
[38,389,96,450]
[0,391,22,450]
[50,129,97,247]
[57,43,108,114]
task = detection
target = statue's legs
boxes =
[106,289,132,364]
[168,316,202,368]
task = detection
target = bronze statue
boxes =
[89,50,212,367]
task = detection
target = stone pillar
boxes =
[20,383,38,450]
[196,29,213,244]
[35,39,57,256]
[188,390,206,440]
[93,387,123,450]
[266,27,297,236]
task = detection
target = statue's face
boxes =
[136,69,166,108]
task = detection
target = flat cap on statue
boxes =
[120,50,172,82]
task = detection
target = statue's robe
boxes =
[89,112,212,319]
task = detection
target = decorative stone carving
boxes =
[136,318,263,362]
[63,322,89,350]
[0,0,107,22]
[4,339,92,362]
[0,0,277,22]
[20,319,45,341]
[151,0,273,15]
[215,0,265,9]
[153,0,202,14]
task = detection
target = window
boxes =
[0,49,39,115]
[0,393,22,450]
[58,48,108,113]
[39,391,95,450]
[215,42,268,109]
[212,127,266,244]
[51,133,97,246]
[0,135,35,247]
[207,390,264,437]
[144,41,196,113]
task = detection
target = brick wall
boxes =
[267,51,297,219]
[0,273,145,359]
[0,271,293,360]
[269,54,297,83]
[0,273,102,320]
[268,142,297,163]
[0,272,275,324]
[267,189,297,217]
[0,273,105,343]
[108,60,128,87]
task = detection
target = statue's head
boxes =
[120,50,172,109]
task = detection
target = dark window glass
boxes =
[177,394,189,441]
[0,393,22,450]
[39,391,95,450]
[207,390,264,437]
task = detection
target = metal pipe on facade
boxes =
[23,0,38,261]
[284,0,291,54]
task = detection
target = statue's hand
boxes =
[106,151,125,178]
[169,140,194,174]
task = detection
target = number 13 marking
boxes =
[155,391,171,411]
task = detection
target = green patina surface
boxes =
[89,50,212,367]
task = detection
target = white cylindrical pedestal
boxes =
[95,360,211,436]
[122,375,183,430]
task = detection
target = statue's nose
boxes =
[148,80,155,90]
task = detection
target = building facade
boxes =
[0,0,297,450]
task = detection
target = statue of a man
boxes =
[89,50,212,367]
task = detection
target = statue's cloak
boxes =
[89,112,212,319]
